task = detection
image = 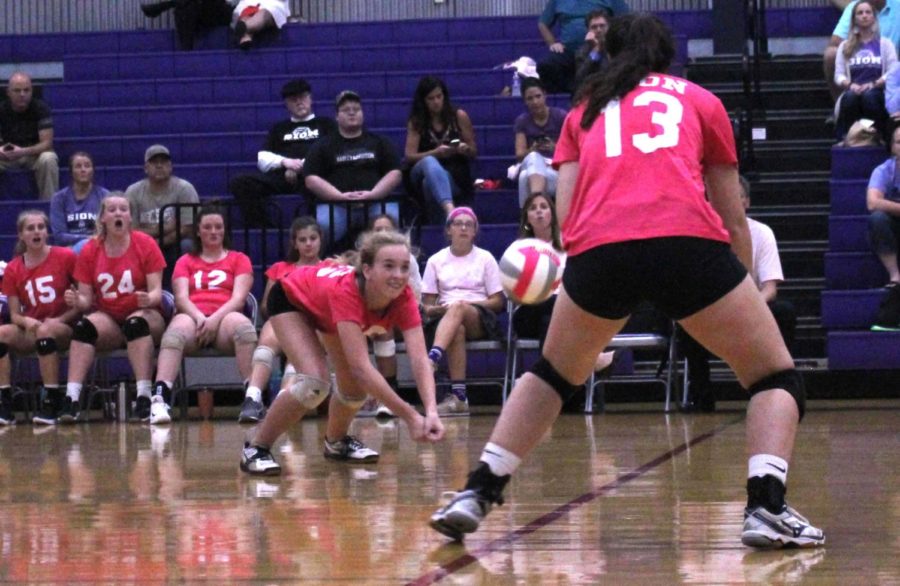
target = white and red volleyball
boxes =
[499,238,562,305]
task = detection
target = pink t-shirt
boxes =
[172,250,253,317]
[279,261,420,335]
[421,246,503,305]
[2,246,76,320]
[553,73,737,256]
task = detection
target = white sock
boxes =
[245,386,263,403]
[748,454,788,485]
[480,442,521,477]
[136,380,152,399]
[66,382,82,402]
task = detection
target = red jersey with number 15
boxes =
[553,73,737,256]
[172,250,253,316]
[74,231,167,322]
[2,246,77,320]
[279,261,420,335]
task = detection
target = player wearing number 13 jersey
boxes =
[430,13,824,550]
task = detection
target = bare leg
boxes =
[322,335,367,442]
[877,252,900,283]
[35,322,73,386]
[248,321,280,392]
[214,312,256,380]
[155,314,197,383]
[126,310,166,382]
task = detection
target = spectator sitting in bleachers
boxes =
[834,0,897,142]
[513,78,568,207]
[125,144,199,287]
[232,0,290,50]
[305,90,402,253]
[148,206,256,425]
[229,79,336,228]
[0,72,59,199]
[238,215,323,423]
[0,210,79,426]
[140,0,233,51]
[61,193,168,424]
[404,76,477,222]
[50,151,109,253]
[536,0,629,94]
[866,125,900,286]
[824,0,899,106]
[681,176,796,412]
[573,9,611,92]
[421,207,505,416]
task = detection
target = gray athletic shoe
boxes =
[238,397,266,423]
[742,504,825,548]
[323,435,379,463]
[240,442,282,476]
[429,490,493,541]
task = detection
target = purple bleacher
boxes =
[828,215,869,252]
[0,200,50,233]
[0,168,39,200]
[831,146,886,179]
[231,228,287,261]
[0,235,16,260]
[827,330,900,370]
[821,289,884,329]
[830,179,867,215]
[824,251,885,289]
[418,223,517,260]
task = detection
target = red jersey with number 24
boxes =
[74,231,166,322]
[553,73,738,257]
[279,261,420,335]
[2,246,77,320]
[172,250,253,317]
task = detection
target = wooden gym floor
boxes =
[0,400,896,584]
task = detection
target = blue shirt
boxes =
[868,157,900,202]
[49,184,108,246]
[540,0,630,53]
[833,0,900,50]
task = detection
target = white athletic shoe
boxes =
[742,504,825,548]
[240,443,282,476]
[323,435,379,463]
[429,490,493,541]
[149,395,171,425]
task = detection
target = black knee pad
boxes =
[36,337,58,356]
[72,318,99,346]
[123,316,151,341]
[0,343,7,359]
[266,282,295,317]
[747,368,806,421]
[528,356,582,403]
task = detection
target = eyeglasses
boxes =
[451,220,475,229]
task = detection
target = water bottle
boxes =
[268,361,283,401]
[117,381,128,422]
[511,72,521,97]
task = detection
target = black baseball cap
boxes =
[281,78,311,98]
[335,90,361,109]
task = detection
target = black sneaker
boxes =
[0,398,15,426]
[238,397,266,423]
[134,395,152,422]
[240,442,282,476]
[323,435,379,463]
[33,389,61,425]
[57,396,79,424]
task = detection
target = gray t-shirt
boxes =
[124,176,199,228]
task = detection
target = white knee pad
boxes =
[286,374,331,409]
[334,387,367,409]
[160,330,187,352]
[373,338,396,358]
[252,345,276,369]
[232,322,258,346]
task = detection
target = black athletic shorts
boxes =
[563,236,747,321]
[266,281,296,317]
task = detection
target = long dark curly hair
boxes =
[407,75,458,135]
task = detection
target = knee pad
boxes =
[334,387,367,409]
[72,318,99,346]
[252,345,275,370]
[373,338,396,358]
[123,316,150,341]
[286,374,330,409]
[529,356,582,403]
[35,337,58,356]
[283,362,296,377]
[0,342,7,359]
[747,368,806,421]
[232,322,258,346]
[160,330,187,352]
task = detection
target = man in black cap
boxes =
[229,79,337,227]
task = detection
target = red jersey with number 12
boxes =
[74,231,167,322]
[173,250,253,316]
[553,73,737,256]
[2,246,77,320]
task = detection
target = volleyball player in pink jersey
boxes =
[431,13,824,549]
[0,210,79,425]
[62,193,167,423]
[239,216,323,423]
[148,206,257,424]
[240,230,443,475]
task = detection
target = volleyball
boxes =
[499,238,563,305]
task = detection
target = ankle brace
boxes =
[464,462,510,506]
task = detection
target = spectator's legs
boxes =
[678,326,715,411]
[31,151,59,200]
[229,171,293,228]
[768,299,797,352]
[537,49,576,94]
[410,156,455,217]
[867,210,900,283]
[214,312,257,380]
[316,203,349,252]
[835,91,863,140]
[173,0,203,49]
[860,87,889,141]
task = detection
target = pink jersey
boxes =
[265,260,299,282]
[74,231,167,322]
[279,261,420,335]
[172,250,253,317]
[2,246,76,320]
[553,73,737,256]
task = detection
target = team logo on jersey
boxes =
[284,127,320,142]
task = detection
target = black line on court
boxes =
[409,417,744,586]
